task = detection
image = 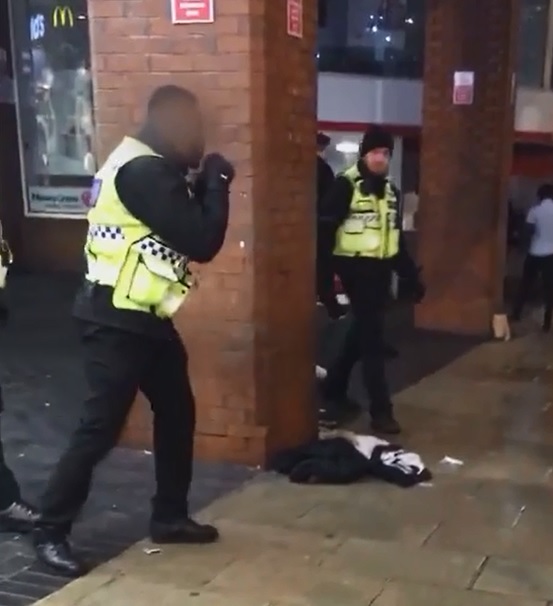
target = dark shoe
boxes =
[33,528,87,577]
[371,414,401,435]
[150,517,219,545]
[0,501,40,533]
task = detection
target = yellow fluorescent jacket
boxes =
[334,164,400,258]
[84,137,193,318]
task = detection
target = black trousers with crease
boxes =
[324,257,393,418]
[39,321,196,530]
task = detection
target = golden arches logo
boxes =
[52,6,74,27]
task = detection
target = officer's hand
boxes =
[323,299,348,320]
[202,153,235,186]
[411,279,426,304]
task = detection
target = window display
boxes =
[9,0,96,217]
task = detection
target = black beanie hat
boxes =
[359,126,394,157]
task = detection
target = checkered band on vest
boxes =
[88,225,124,240]
[138,237,186,266]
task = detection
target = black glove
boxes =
[202,153,235,187]
[411,279,426,303]
[326,300,349,320]
[408,268,426,303]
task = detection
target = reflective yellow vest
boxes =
[85,137,194,318]
[333,164,400,258]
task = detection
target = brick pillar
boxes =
[89,1,318,465]
[416,0,520,334]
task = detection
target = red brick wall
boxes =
[416,0,519,333]
[89,0,318,464]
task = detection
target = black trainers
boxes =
[150,517,219,545]
[33,528,87,577]
[0,500,39,533]
[371,414,402,435]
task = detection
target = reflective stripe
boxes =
[88,224,124,241]
[138,237,187,267]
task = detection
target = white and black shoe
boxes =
[0,500,40,533]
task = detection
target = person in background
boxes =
[512,183,553,332]
[0,227,39,533]
[32,85,234,576]
[316,132,346,319]
[318,126,425,434]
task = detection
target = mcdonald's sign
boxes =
[52,6,74,28]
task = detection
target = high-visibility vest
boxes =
[333,164,400,258]
[85,137,193,318]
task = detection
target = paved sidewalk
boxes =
[33,330,553,606]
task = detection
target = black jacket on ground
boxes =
[317,160,418,286]
[73,130,230,338]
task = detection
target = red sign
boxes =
[452,71,474,106]
[171,0,214,24]
[287,0,303,38]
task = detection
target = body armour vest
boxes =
[84,137,193,318]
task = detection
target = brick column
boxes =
[416,0,520,334]
[89,1,318,464]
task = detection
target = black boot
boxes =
[371,412,401,435]
[33,527,87,577]
[0,500,39,533]
[150,517,219,544]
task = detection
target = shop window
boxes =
[317,0,426,79]
[517,0,550,87]
[9,0,95,217]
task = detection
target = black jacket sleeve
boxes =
[390,185,419,282]
[316,157,335,209]
[316,176,353,307]
[115,156,229,263]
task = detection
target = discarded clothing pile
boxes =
[269,433,431,488]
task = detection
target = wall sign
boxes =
[452,71,475,106]
[52,6,74,28]
[29,14,46,41]
[287,0,303,38]
[171,0,214,24]
[27,186,93,216]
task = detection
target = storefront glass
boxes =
[517,0,550,87]
[317,0,426,78]
[9,0,95,217]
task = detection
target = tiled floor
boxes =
[28,311,553,605]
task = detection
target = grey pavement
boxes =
[0,272,484,605]
[31,327,553,606]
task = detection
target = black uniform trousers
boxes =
[39,321,196,530]
[324,257,393,418]
[0,385,21,511]
[513,253,553,329]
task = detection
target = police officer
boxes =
[33,85,235,576]
[318,126,424,434]
[0,250,38,532]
